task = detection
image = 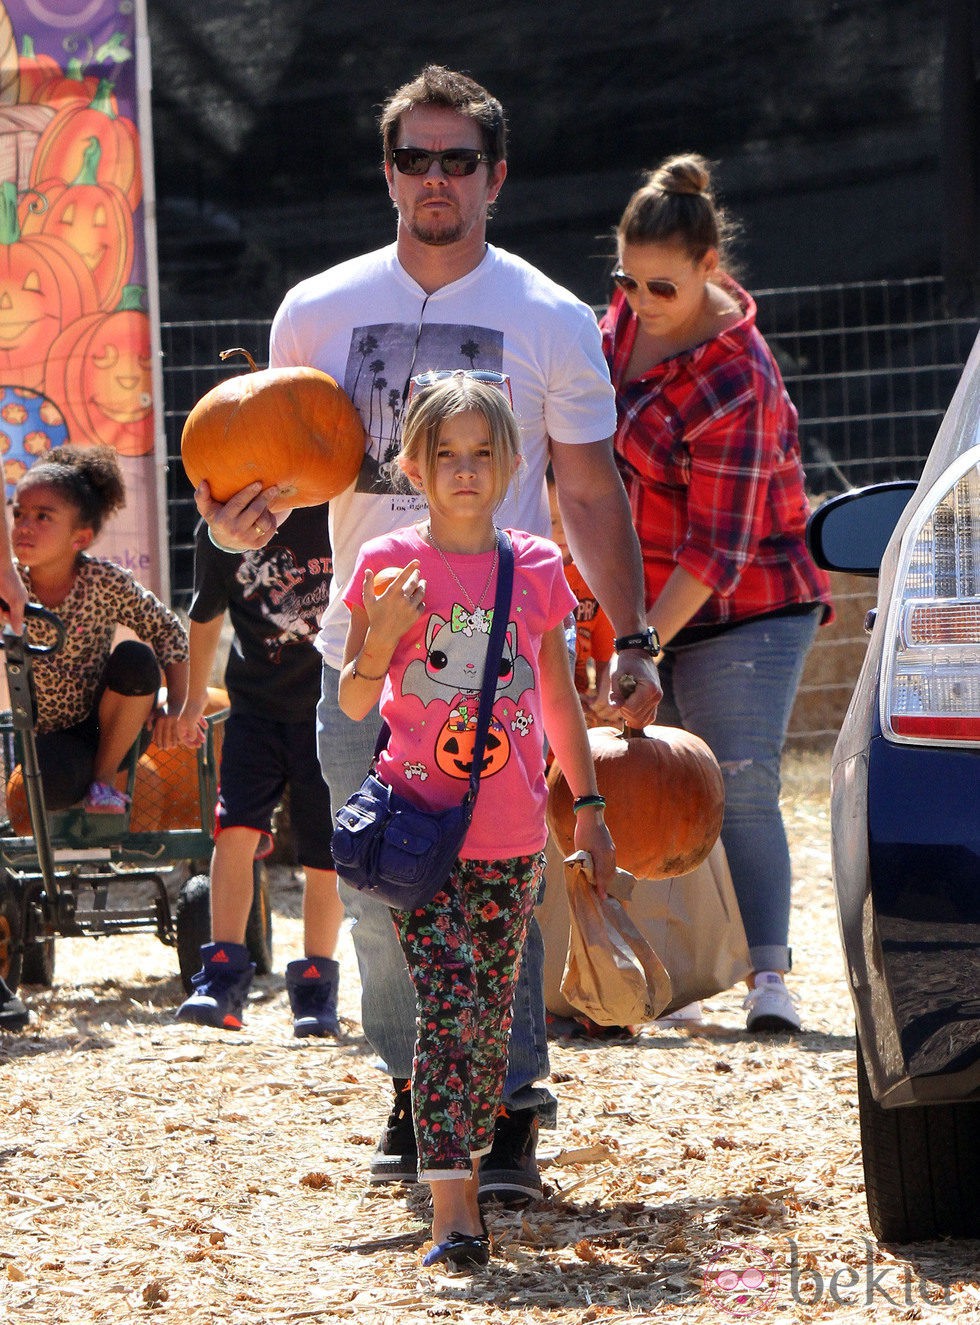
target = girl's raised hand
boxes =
[363,560,426,645]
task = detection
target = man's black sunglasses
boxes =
[391,147,490,177]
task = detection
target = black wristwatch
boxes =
[614,626,661,656]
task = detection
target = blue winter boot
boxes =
[285,956,340,1037]
[176,942,255,1030]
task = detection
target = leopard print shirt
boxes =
[18,556,189,735]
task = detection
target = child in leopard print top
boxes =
[12,445,188,814]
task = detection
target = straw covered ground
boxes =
[2,747,978,1324]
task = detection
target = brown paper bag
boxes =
[559,851,672,1026]
[539,834,751,1020]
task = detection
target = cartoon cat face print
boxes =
[401,605,535,707]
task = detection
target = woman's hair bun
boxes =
[650,153,712,198]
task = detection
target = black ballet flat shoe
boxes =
[422,1230,491,1269]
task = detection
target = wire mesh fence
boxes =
[159,277,980,744]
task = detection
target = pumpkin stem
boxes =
[118,284,146,312]
[66,58,85,83]
[20,35,35,58]
[90,78,117,119]
[0,181,22,246]
[219,347,259,373]
[74,137,102,187]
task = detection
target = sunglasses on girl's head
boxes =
[611,269,679,300]
[408,369,513,405]
[390,147,490,177]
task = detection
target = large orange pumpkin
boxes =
[180,349,365,511]
[547,725,725,880]
[124,688,229,831]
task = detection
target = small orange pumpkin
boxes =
[372,566,405,595]
[547,724,725,880]
[180,348,364,511]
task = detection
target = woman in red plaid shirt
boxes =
[600,154,832,1035]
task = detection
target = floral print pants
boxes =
[394,852,545,1179]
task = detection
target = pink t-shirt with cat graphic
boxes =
[344,525,576,860]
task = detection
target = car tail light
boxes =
[881,444,980,745]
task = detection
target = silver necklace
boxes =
[425,522,499,612]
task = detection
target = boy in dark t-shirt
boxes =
[175,507,343,1035]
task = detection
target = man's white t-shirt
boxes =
[269,242,616,669]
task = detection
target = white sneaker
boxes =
[743,973,801,1033]
[654,1001,704,1027]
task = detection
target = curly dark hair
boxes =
[17,444,126,535]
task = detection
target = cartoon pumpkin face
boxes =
[43,299,153,455]
[434,704,510,780]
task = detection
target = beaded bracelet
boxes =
[572,795,606,813]
[351,656,388,682]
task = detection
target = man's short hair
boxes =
[380,65,507,165]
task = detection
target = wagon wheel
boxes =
[174,873,210,995]
[20,884,55,987]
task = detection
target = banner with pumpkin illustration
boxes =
[0,0,165,593]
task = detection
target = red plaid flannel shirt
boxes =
[600,279,832,630]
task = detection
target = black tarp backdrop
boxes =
[942,0,980,314]
[148,1,954,321]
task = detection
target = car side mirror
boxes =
[806,481,917,576]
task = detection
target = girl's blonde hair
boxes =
[398,373,521,511]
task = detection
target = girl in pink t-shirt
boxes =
[339,372,615,1271]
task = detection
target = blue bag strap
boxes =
[464,527,514,801]
[372,528,515,802]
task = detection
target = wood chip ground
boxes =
[2,748,978,1323]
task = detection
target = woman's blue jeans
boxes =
[316,665,554,1117]
[655,608,821,975]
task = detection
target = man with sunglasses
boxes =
[196,64,661,1206]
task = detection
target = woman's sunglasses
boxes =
[390,147,490,177]
[408,369,513,406]
[611,269,679,301]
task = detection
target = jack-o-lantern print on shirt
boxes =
[401,600,535,783]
